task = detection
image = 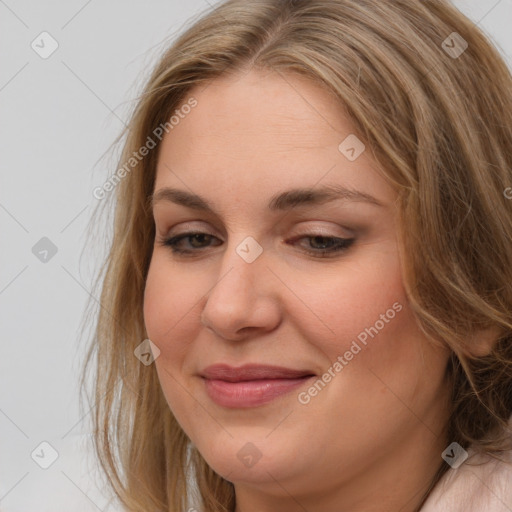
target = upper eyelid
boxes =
[153,215,354,231]
[160,227,354,240]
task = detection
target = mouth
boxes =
[199,364,316,408]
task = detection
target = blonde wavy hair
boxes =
[81,0,512,510]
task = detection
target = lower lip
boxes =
[203,376,314,408]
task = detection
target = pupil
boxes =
[191,234,209,247]
[312,236,331,249]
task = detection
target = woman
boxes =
[82,0,512,510]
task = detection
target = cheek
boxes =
[288,245,408,361]
[143,255,203,362]
[143,256,205,433]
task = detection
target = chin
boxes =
[195,433,300,485]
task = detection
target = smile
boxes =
[200,364,316,408]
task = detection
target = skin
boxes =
[143,67,452,512]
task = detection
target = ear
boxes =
[466,325,503,357]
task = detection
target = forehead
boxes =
[154,68,394,206]
[164,68,349,153]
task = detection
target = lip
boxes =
[200,364,316,408]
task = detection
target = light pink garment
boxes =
[421,420,512,511]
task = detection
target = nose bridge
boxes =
[209,234,265,304]
[200,234,279,337]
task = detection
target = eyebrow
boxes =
[149,184,384,213]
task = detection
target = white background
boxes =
[1,1,511,511]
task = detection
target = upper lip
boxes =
[200,364,316,382]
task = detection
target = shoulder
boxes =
[421,422,512,512]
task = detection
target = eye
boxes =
[287,235,355,258]
[158,232,221,254]
[157,231,355,258]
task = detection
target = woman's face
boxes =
[144,68,451,509]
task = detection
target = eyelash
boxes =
[157,232,355,258]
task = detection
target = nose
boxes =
[200,238,282,341]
